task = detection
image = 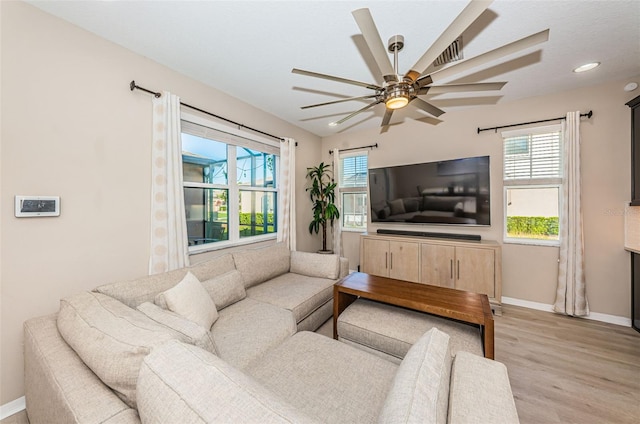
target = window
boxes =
[339,152,368,231]
[181,116,278,252]
[503,125,562,245]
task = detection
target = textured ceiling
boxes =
[28,0,640,137]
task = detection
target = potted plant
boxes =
[306,162,340,253]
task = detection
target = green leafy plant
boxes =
[306,162,340,252]
[506,216,559,239]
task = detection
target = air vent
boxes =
[434,37,463,66]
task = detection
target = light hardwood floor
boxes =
[3,305,639,424]
[494,305,640,424]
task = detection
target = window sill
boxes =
[503,238,560,247]
[188,233,277,255]
[341,227,367,233]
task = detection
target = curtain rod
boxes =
[329,143,378,155]
[130,80,286,142]
[477,110,593,134]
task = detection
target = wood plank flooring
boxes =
[3,304,639,424]
[494,305,640,424]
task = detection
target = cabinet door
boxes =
[362,238,390,277]
[455,247,495,297]
[389,241,420,282]
[420,243,455,288]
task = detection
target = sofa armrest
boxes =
[290,251,340,279]
[448,352,519,424]
[339,257,349,278]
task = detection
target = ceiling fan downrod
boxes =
[385,35,411,109]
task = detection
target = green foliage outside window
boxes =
[506,216,559,239]
[239,212,275,225]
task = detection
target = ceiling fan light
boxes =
[386,96,409,110]
[573,62,600,73]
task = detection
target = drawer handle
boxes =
[385,252,388,269]
[450,259,453,279]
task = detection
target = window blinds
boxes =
[340,154,368,188]
[503,128,562,182]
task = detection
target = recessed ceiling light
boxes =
[328,122,338,127]
[573,62,600,73]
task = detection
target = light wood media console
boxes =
[360,233,502,313]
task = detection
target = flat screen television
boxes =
[368,155,490,226]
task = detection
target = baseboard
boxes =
[0,396,25,420]
[502,297,632,327]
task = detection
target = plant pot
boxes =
[317,249,334,254]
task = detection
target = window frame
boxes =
[502,124,563,246]
[338,151,368,233]
[181,112,279,254]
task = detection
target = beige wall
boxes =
[0,1,322,405]
[324,75,638,320]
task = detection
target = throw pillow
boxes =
[201,270,247,310]
[156,272,218,330]
[137,302,217,354]
[389,198,406,216]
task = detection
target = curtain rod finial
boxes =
[130,80,136,91]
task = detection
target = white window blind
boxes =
[503,125,562,183]
[340,154,368,188]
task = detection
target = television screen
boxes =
[368,156,490,226]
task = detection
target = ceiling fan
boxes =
[292,0,549,128]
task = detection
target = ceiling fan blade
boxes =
[352,8,397,82]
[381,109,394,127]
[426,29,550,84]
[333,100,382,125]
[411,98,445,117]
[405,0,493,82]
[420,82,507,95]
[292,68,382,91]
[301,95,378,109]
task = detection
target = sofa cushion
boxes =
[246,331,398,424]
[24,314,139,424]
[337,299,483,359]
[233,242,291,288]
[137,340,319,424]
[246,273,334,323]
[290,251,340,279]
[378,328,452,424]
[56,291,182,408]
[137,302,217,354]
[448,351,519,424]
[211,297,296,370]
[201,269,246,310]
[94,254,236,308]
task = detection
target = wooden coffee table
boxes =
[333,272,494,359]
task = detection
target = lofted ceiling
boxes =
[28,0,640,137]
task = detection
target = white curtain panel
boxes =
[554,111,589,316]
[149,92,190,274]
[277,138,297,251]
[332,148,343,255]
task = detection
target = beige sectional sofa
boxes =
[23,242,519,424]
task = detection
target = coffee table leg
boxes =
[483,320,495,360]
[333,287,356,340]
